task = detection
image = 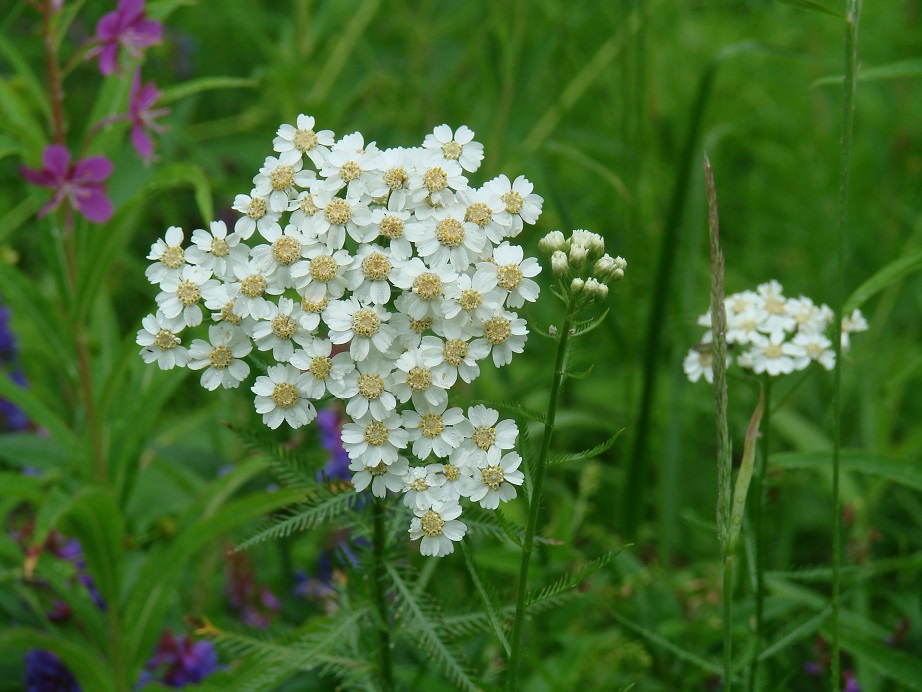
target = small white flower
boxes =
[375,147,416,208]
[232,192,282,240]
[320,132,384,198]
[408,499,467,557]
[791,332,836,371]
[469,448,524,510]
[288,189,325,236]
[273,114,334,167]
[249,223,307,285]
[402,400,471,461]
[441,269,504,328]
[480,242,541,309]
[787,296,830,335]
[324,298,395,361]
[841,308,868,351]
[368,201,414,261]
[422,124,484,173]
[438,452,477,500]
[726,306,767,346]
[683,345,717,384]
[401,465,447,510]
[392,257,458,320]
[146,226,186,285]
[226,259,276,320]
[206,285,257,333]
[252,297,313,362]
[388,313,435,351]
[341,411,410,466]
[347,244,398,305]
[155,265,219,327]
[470,308,528,368]
[298,292,329,333]
[310,190,373,248]
[339,356,398,421]
[185,221,248,282]
[408,155,467,207]
[392,346,448,409]
[187,324,252,390]
[756,280,796,334]
[137,311,190,370]
[407,205,484,272]
[251,364,317,429]
[456,186,505,245]
[350,456,409,497]
[486,174,543,237]
[290,246,353,300]
[289,338,354,398]
[748,332,800,376]
[252,155,316,213]
[462,405,519,465]
[421,322,489,387]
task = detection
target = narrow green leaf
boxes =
[527,549,625,611]
[837,630,922,691]
[572,308,609,337]
[236,487,357,550]
[460,542,511,655]
[548,429,623,466]
[0,32,52,120]
[563,364,594,380]
[0,432,68,471]
[159,76,258,105]
[0,628,115,692]
[476,399,546,423]
[60,487,126,608]
[0,373,81,457]
[0,472,44,502]
[758,603,832,662]
[727,386,765,551]
[775,0,844,18]
[844,247,922,313]
[610,611,724,677]
[772,449,922,491]
[0,78,46,151]
[815,58,922,87]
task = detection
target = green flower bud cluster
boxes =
[539,229,626,303]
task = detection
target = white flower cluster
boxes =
[684,280,868,383]
[138,117,544,556]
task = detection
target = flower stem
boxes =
[833,2,862,687]
[371,497,394,691]
[750,375,771,689]
[723,555,734,691]
[506,301,574,690]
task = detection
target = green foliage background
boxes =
[1,0,921,689]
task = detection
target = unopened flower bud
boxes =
[539,230,567,255]
[593,254,616,281]
[571,229,605,261]
[548,325,558,336]
[551,250,569,278]
[585,278,608,301]
[569,277,585,294]
[568,244,588,273]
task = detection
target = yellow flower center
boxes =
[340,160,362,182]
[368,461,388,476]
[364,421,389,446]
[362,252,391,281]
[358,373,385,399]
[325,198,353,226]
[352,308,380,338]
[459,289,482,312]
[410,477,429,492]
[384,166,408,190]
[501,190,524,214]
[301,295,328,313]
[309,355,332,380]
[497,264,524,290]
[272,382,299,409]
[464,202,491,228]
[806,343,825,359]
[270,165,295,191]
[247,197,267,220]
[154,329,178,350]
[765,297,786,316]
[420,510,444,537]
[423,167,448,192]
[309,255,338,282]
[220,302,242,325]
[410,317,432,334]
[441,140,463,160]
[406,366,431,392]
[241,274,267,298]
[272,314,297,339]
[176,280,201,306]
[293,129,319,152]
[765,343,783,359]
[161,245,184,268]
[272,236,302,266]
[444,339,469,366]
[472,426,496,451]
[484,316,512,345]
[210,238,229,257]
[435,218,465,249]
[443,464,460,481]
[413,272,443,301]
[209,345,233,369]
[481,465,505,491]
[419,413,445,439]
[300,194,320,215]
[380,215,405,239]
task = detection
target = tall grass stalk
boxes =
[832,1,862,686]
[751,375,771,689]
[371,498,394,691]
[506,300,574,691]
[704,156,733,690]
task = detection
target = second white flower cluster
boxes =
[684,280,868,383]
[137,116,543,556]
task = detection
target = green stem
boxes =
[372,498,394,691]
[750,375,771,690]
[723,555,733,692]
[833,2,861,688]
[506,302,574,690]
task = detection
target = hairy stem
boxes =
[506,302,574,690]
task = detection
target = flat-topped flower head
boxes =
[187,324,252,390]
[409,499,467,556]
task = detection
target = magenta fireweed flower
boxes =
[20,145,114,224]
[88,0,163,76]
[129,69,169,162]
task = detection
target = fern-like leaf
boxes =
[231,424,326,490]
[474,399,546,423]
[460,542,510,655]
[548,429,624,466]
[526,549,624,611]
[385,562,481,691]
[236,484,357,550]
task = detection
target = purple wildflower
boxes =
[87,0,163,76]
[317,408,351,483]
[24,650,80,692]
[224,549,281,628]
[0,370,30,432]
[20,145,114,224]
[129,69,169,163]
[138,631,218,688]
